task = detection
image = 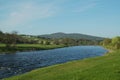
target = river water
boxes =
[0,46,108,79]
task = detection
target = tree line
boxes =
[50,38,100,46]
[0,30,102,49]
[101,37,120,49]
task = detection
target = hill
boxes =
[5,50,120,80]
[38,32,104,41]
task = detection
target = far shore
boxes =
[0,44,65,54]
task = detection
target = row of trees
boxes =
[0,31,21,48]
[19,34,101,46]
[101,37,120,49]
[51,38,100,46]
[0,30,102,49]
[0,31,39,48]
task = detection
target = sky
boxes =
[0,0,120,38]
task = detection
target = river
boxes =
[0,46,108,79]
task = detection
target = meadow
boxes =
[0,44,65,53]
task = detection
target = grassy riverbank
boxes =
[4,50,120,80]
[0,44,65,53]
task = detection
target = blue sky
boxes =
[0,0,120,37]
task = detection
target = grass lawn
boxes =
[4,50,120,80]
[0,44,65,53]
[17,44,64,48]
[0,44,5,47]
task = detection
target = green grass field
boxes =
[0,44,65,53]
[17,44,64,49]
[4,50,120,80]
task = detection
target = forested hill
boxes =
[38,32,105,41]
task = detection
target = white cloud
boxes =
[0,0,100,31]
[0,1,57,28]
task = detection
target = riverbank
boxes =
[0,44,65,54]
[4,49,120,80]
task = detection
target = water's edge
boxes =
[0,46,107,79]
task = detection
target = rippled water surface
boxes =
[0,46,108,79]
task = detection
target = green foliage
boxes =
[0,31,102,49]
[39,32,104,41]
[102,38,111,46]
[0,31,66,53]
[4,50,120,80]
[0,44,64,53]
[101,37,120,49]
[112,37,120,49]
[112,37,120,44]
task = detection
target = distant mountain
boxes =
[38,32,105,41]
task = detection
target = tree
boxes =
[3,31,18,48]
[112,37,120,49]
[0,30,3,34]
[0,30,4,43]
[102,38,112,46]
[4,33,14,48]
[53,39,60,45]
[60,38,76,46]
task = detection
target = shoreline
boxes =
[0,45,107,54]
[0,44,65,54]
[0,46,107,79]
[4,49,120,80]
[102,46,115,54]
